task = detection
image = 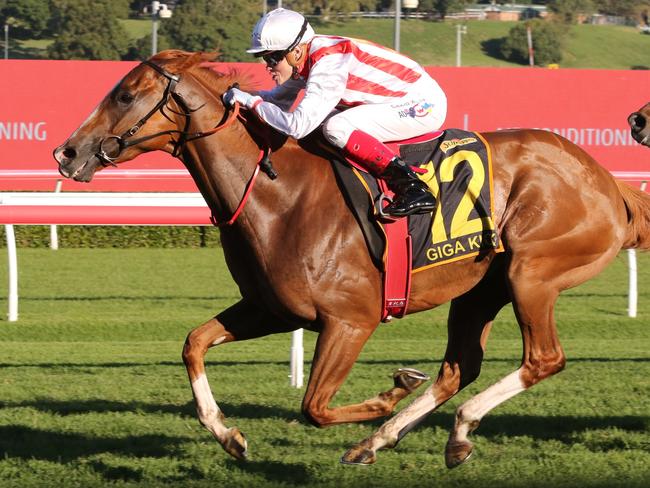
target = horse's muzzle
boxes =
[53,143,97,182]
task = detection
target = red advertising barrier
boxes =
[0,59,648,191]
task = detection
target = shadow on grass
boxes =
[419,411,648,446]
[87,460,144,482]
[86,459,209,483]
[481,37,509,62]
[0,425,182,462]
[0,398,300,421]
[226,458,313,485]
[0,424,317,483]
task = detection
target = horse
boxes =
[53,51,650,467]
[629,102,650,147]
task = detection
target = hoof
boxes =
[445,439,473,469]
[341,446,377,465]
[393,367,430,392]
[222,427,248,460]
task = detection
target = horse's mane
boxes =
[149,49,297,151]
[150,49,256,94]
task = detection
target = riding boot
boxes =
[341,129,436,217]
[380,157,437,217]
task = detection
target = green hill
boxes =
[14,18,650,70]
[320,18,650,69]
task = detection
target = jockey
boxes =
[223,8,447,217]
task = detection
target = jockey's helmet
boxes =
[247,8,315,55]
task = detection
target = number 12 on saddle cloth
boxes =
[407,129,503,271]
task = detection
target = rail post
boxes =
[6,224,18,322]
[290,328,304,388]
[627,180,647,318]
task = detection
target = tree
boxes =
[160,0,260,62]
[0,0,51,39]
[416,0,470,20]
[500,19,563,66]
[592,0,650,18]
[47,0,130,60]
[547,0,594,24]
[288,0,376,18]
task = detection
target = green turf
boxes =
[0,248,648,487]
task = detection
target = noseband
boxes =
[95,60,240,167]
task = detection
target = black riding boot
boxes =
[381,157,436,217]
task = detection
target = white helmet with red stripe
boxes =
[247,8,315,54]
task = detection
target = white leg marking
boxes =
[452,369,526,442]
[191,373,228,439]
[212,336,226,346]
[368,386,437,451]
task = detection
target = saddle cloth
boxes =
[331,128,504,320]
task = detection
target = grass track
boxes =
[0,248,649,487]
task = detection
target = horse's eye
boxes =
[118,92,134,105]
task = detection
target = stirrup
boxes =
[377,193,402,222]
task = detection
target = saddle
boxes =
[328,129,504,321]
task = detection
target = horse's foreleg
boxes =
[300,316,421,427]
[342,270,510,465]
[445,279,565,468]
[182,300,293,460]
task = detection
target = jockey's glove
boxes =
[222,88,262,110]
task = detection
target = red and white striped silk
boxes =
[305,36,425,102]
[254,35,437,140]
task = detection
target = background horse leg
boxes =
[445,273,566,468]
[301,314,429,427]
[182,299,295,460]
[342,265,511,465]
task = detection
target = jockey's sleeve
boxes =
[253,53,350,139]
[256,78,305,111]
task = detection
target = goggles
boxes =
[262,50,287,67]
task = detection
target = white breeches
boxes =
[322,81,447,149]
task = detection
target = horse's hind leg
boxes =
[445,276,565,468]
[182,299,295,460]
[342,268,510,465]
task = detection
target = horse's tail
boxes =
[616,180,650,250]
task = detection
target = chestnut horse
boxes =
[54,51,650,467]
[629,102,650,147]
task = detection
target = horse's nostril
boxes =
[63,147,77,159]
[628,113,646,132]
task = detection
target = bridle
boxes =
[95,60,240,167]
[95,59,277,227]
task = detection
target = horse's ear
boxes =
[202,51,221,63]
[151,49,192,62]
[178,51,220,71]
